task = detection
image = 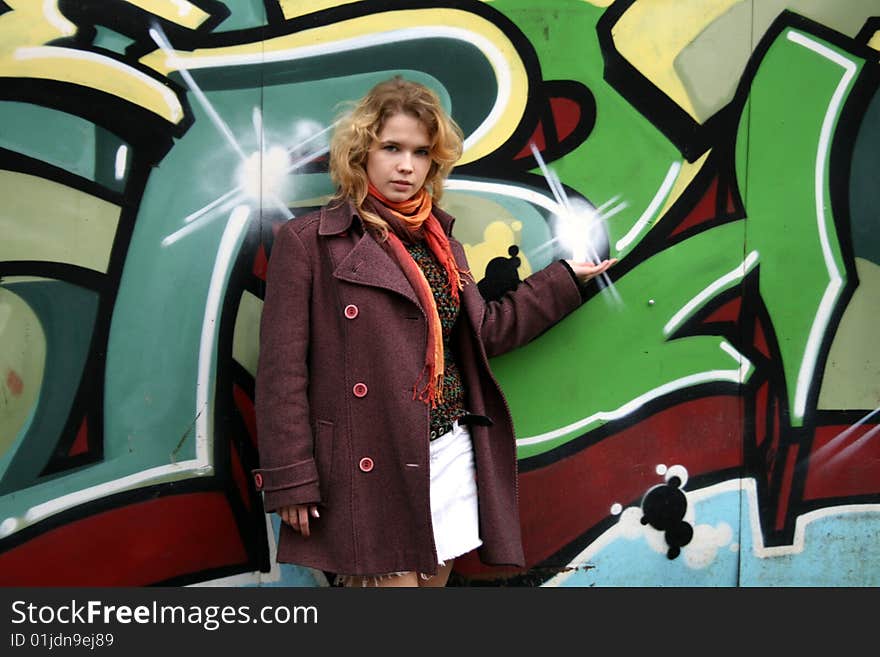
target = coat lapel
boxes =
[332,230,423,310]
[323,201,469,316]
[320,201,420,307]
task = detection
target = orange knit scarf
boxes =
[366,183,463,407]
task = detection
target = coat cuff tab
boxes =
[252,459,318,492]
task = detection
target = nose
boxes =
[397,152,413,173]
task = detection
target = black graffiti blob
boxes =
[477,244,522,302]
[640,476,694,559]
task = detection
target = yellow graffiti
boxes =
[279,0,363,20]
[463,221,532,284]
[124,0,212,30]
[0,171,121,273]
[140,8,529,165]
[0,284,46,458]
[0,46,185,123]
[582,0,616,7]
[233,290,262,378]
[0,0,76,51]
[0,2,185,123]
[869,31,880,51]
[612,0,744,121]
[818,258,880,410]
[442,190,532,276]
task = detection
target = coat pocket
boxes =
[314,419,335,504]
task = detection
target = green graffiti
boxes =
[739,30,860,426]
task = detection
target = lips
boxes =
[390,180,412,190]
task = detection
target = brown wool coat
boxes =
[253,200,583,576]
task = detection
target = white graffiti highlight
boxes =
[43,0,76,36]
[786,30,857,422]
[594,194,628,223]
[252,105,264,151]
[664,463,689,487]
[170,0,195,17]
[809,405,880,468]
[663,250,759,337]
[529,143,620,303]
[149,25,247,162]
[745,480,880,558]
[196,204,252,461]
[162,193,239,247]
[445,178,625,305]
[530,143,570,212]
[153,24,515,158]
[161,127,330,246]
[238,146,289,202]
[447,178,568,216]
[615,161,681,252]
[824,423,880,468]
[151,26,294,221]
[114,145,128,180]
[7,458,213,537]
[286,119,335,160]
[182,188,241,227]
[151,23,297,242]
[14,46,183,121]
[516,339,752,447]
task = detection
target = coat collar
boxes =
[431,203,456,235]
[323,194,463,314]
[317,198,358,236]
[317,195,457,236]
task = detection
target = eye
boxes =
[382,144,398,152]
[415,148,430,157]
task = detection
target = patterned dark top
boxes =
[405,240,466,440]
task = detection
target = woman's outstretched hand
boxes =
[278,504,320,537]
[565,258,618,284]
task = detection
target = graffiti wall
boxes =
[1,0,878,587]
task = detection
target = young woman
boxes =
[253,77,616,587]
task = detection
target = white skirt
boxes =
[430,420,482,563]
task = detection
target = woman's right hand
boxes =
[278,504,320,537]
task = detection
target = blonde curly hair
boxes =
[329,76,464,239]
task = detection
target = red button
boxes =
[352,382,368,398]
[359,457,374,472]
[254,473,264,490]
[344,304,359,319]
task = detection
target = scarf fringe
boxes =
[413,367,445,408]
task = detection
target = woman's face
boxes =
[365,112,432,202]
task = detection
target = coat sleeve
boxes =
[252,222,320,511]
[479,259,584,359]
